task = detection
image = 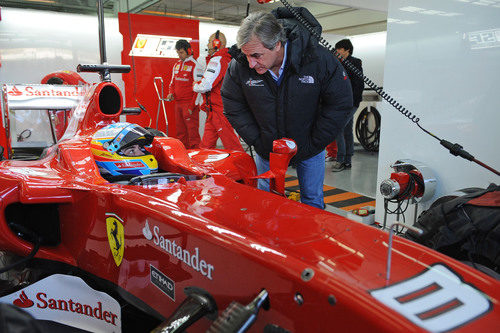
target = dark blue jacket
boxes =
[343,55,364,107]
[222,7,353,162]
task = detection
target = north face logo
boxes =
[13,291,34,308]
[298,75,314,84]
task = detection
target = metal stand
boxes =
[153,77,168,135]
[386,222,423,283]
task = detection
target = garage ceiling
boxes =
[1,0,387,36]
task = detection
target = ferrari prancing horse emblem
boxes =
[106,213,124,266]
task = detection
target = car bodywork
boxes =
[0,79,498,332]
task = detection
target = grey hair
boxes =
[237,11,286,50]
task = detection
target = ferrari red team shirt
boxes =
[193,48,231,110]
[168,56,203,102]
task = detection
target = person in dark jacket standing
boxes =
[331,39,364,172]
[222,8,353,209]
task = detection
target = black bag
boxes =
[406,183,500,274]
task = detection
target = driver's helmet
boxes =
[91,122,158,176]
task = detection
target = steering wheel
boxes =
[128,172,186,186]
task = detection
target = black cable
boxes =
[383,171,421,233]
[278,1,428,131]
[0,224,42,274]
[276,0,500,176]
[355,106,380,152]
[17,129,32,142]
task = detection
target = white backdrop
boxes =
[375,0,500,225]
[198,22,240,65]
[323,31,387,87]
[0,8,124,91]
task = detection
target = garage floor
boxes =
[285,144,379,216]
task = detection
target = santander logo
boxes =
[11,290,118,326]
[0,274,121,333]
[7,86,22,96]
[7,85,84,97]
[13,291,34,308]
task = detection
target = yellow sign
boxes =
[106,214,124,266]
[135,38,147,49]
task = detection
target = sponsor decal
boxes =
[0,274,121,333]
[150,265,175,301]
[7,85,22,96]
[204,153,230,163]
[370,264,492,332]
[8,85,83,97]
[143,222,215,280]
[14,291,34,308]
[5,85,85,113]
[106,213,125,266]
[245,78,264,87]
[143,220,153,240]
[115,132,125,142]
[343,70,348,80]
[298,75,314,84]
[114,161,144,169]
[130,34,191,59]
[182,65,193,71]
[134,38,147,49]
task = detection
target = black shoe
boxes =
[344,163,352,169]
[331,161,345,172]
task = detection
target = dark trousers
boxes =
[336,107,358,164]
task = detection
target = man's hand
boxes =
[166,93,174,101]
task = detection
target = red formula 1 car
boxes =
[0,78,499,333]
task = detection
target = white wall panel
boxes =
[323,31,387,86]
[0,8,123,91]
[375,0,500,226]
[197,22,240,65]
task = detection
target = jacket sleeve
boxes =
[193,56,225,93]
[168,61,177,96]
[349,57,364,107]
[192,59,205,82]
[311,52,353,149]
[221,60,260,146]
[189,60,205,110]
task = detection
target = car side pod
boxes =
[151,287,217,333]
[249,138,297,196]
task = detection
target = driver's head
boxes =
[91,122,158,176]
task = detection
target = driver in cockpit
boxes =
[91,122,158,179]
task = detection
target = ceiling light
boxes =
[400,6,425,12]
[24,0,55,3]
[387,18,418,24]
[143,10,215,21]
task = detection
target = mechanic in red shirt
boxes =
[193,31,243,151]
[167,40,204,149]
